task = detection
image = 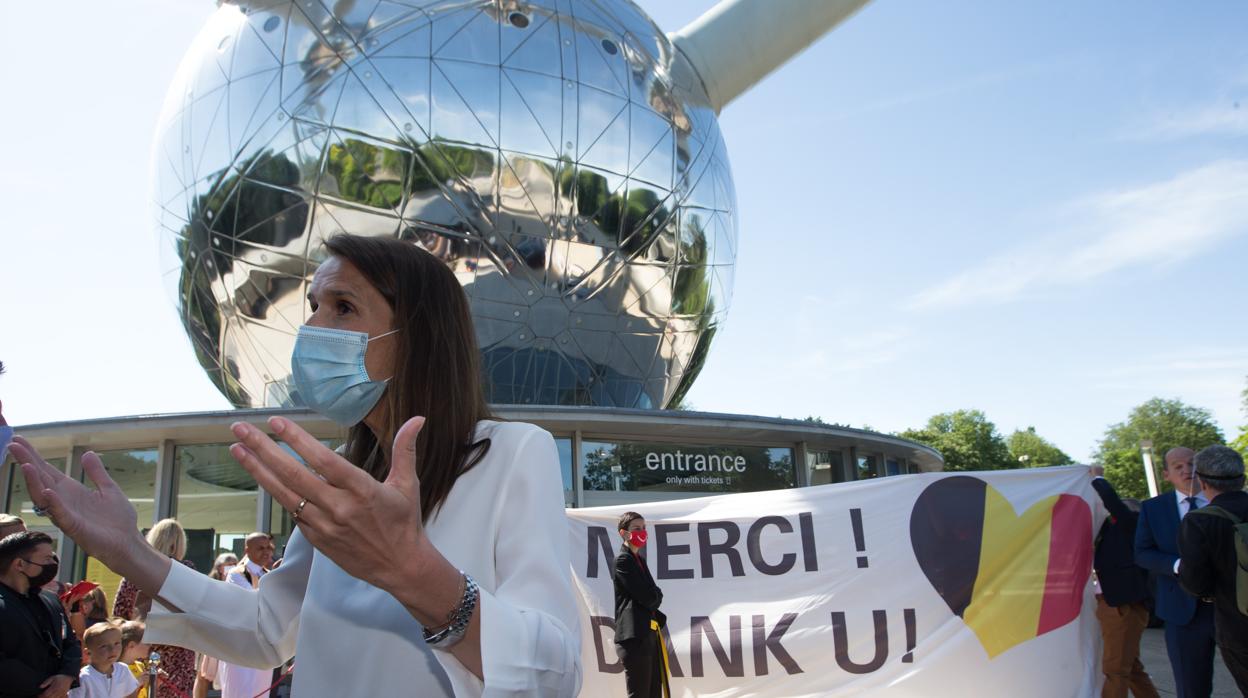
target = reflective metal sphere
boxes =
[154,0,736,409]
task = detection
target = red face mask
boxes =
[629,530,647,548]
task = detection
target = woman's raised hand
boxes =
[227,416,434,592]
[9,436,147,571]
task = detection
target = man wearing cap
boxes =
[1178,445,1248,694]
[1135,447,1216,698]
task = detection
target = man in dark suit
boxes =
[1178,446,1248,694]
[0,530,81,698]
[1135,447,1215,698]
[1091,469,1160,697]
[612,511,666,698]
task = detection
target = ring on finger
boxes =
[292,497,310,521]
[33,504,48,517]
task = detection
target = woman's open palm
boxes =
[10,435,140,566]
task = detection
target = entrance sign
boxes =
[567,466,1104,696]
[581,440,795,493]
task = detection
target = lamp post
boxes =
[1139,440,1159,498]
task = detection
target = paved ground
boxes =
[1139,627,1240,696]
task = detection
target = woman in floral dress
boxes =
[114,519,197,697]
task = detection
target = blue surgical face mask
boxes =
[290,326,399,426]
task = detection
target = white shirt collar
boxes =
[84,662,118,679]
[1173,489,1208,508]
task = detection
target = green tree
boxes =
[1234,376,1248,459]
[1232,429,1248,460]
[1095,397,1225,499]
[899,409,1011,472]
[1007,427,1073,468]
[667,396,694,411]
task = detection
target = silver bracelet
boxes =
[422,571,478,650]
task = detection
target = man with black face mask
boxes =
[0,530,81,698]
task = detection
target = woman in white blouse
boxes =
[11,234,582,696]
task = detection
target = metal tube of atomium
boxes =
[1141,446,1159,498]
[669,0,873,112]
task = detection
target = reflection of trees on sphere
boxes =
[156,0,738,410]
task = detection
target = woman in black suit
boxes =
[613,511,667,698]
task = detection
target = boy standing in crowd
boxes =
[119,620,151,698]
[70,623,139,698]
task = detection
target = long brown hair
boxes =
[83,586,109,623]
[322,234,493,522]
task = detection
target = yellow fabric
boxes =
[651,620,671,698]
[962,490,1056,658]
[85,557,124,615]
[126,660,149,698]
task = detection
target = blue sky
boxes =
[2,0,1246,461]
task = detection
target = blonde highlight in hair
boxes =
[82,621,122,647]
[146,519,187,561]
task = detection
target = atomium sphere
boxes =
[154,0,737,410]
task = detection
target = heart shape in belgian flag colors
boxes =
[910,476,1093,658]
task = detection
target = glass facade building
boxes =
[3,406,940,581]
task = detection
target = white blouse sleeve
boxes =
[435,426,583,697]
[144,529,312,669]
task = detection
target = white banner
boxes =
[567,466,1107,697]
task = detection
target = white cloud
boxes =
[1132,104,1248,140]
[1123,68,1248,141]
[907,160,1248,310]
[821,57,1076,124]
[1089,347,1248,434]
[787,328,912,377]
[1128,86,1248,142]
[1099,348,1248,379]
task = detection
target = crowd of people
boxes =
[0,514,286,698]
[16,449,1244,698]
[1092,444,1248,697]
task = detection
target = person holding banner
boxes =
[10,234,582,697]
[1090,468,1160,698]
[613,512,669,698]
